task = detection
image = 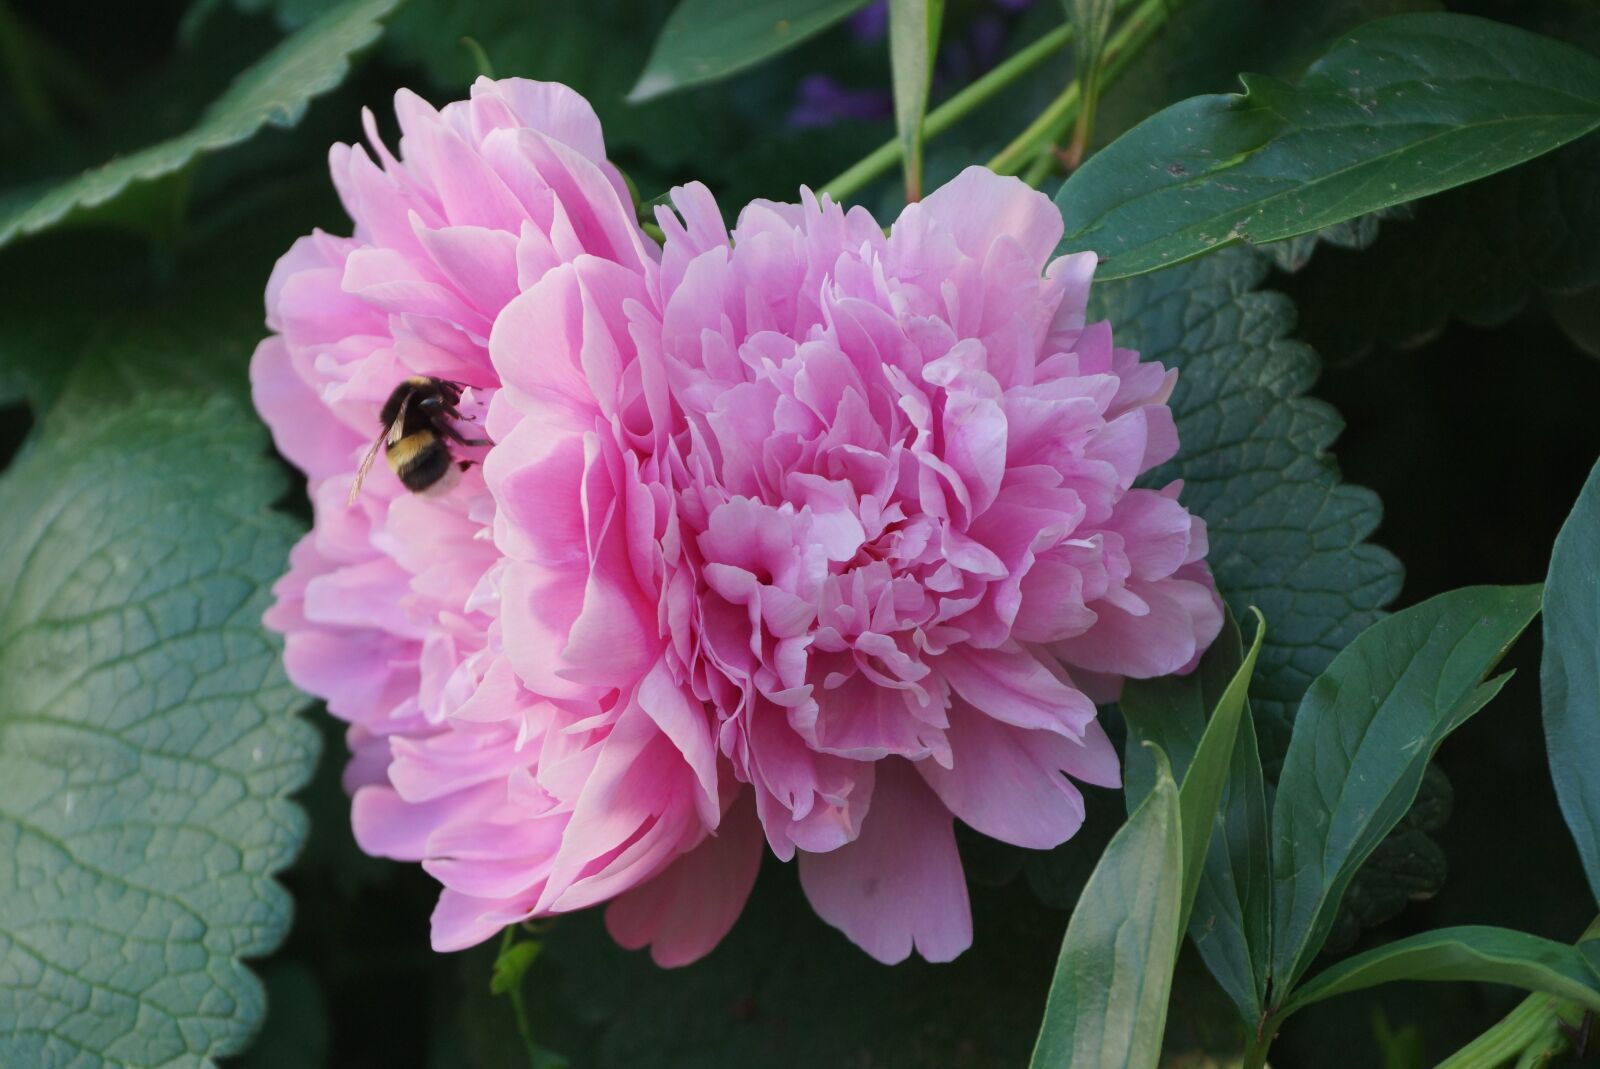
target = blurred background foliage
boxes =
[2,0,1599,1065]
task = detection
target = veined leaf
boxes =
[1269,584,1543,997]
[887,0,943,201]
[0,0,398,248]
[1544,457,1600,904]
[1030,748,1183,1069]
[1282,927,1600,1017]
[1124,608,1271,1023]
[1086,249,1402,760]
[1056,13,1600,278]
[0,396,315,1066]
[628,0,872,101]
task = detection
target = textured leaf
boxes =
[1056,13,1600,279]
[1030,749,1183,1069]
[1269,584,1543,998]
[887,0,942,201]
[0,0,397,248]
[628,0,873,101]
[1284,131,1600,365]
[0,396,316,1067]
[1544,457,1600,904]
[1282,927,1600,1016]
[1089,248,1403,760]
[1124,609,1271,1023]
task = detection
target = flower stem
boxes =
[820,20,1076,201]
[497,927,541,1069]
[1435,994,1566,1069]
[1241,1013,1276,1069]
[987,0,1173,177]
[1434,914,1600,1069]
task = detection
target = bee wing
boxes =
[348,389,413,506]
[347,427,390,506]
[386,389,413,445]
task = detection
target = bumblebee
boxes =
[348,376,490,504]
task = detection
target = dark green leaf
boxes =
[1090,0,1443,153]
[1172,610,1264,934]
[0,395,316,1066]
[1124,608,1271,1023]
[888,0,942,201]
[1284,131,1600,365]
[628,0,873,101]
[1056,13,1600,279]
[1282,927,1600,1016]
[0,0,397,248]
[1030,748,1182,1069]
[1322,765,1452,956]
[1265,206,1408,274]
[1088,248,1403,760]
[1270,584,1543,997]
[1544,457,1600,903]
[526,869,1066,1068]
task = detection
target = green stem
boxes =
[1434,915,1600,1069]
[1435,995,1564,1069]
[1241,1013,1276,1069]
[820,20,1075,201]
[987,0,1172,177]
[498,927,540,1069]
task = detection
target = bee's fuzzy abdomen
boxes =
[388,430,452,492]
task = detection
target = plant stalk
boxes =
[1433,915,1600,1069]
[498,927,541,1069]
[988,0,1174,178]
[820,20,1076,201]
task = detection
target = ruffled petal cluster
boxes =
[255,78,1221,966]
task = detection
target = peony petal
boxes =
[797,760,971,964]
[604,791,764,967]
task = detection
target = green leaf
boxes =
[1269,584,1543,998]
[1087,248,1402,760]
[1088,0,1443,154]
[1282,927,1600,1017]
[1320,765,1452,957]
[1124,608,1271,1023]
[1172,610,1264,934]
[1055,13,1600,279]
[1544,457,1600,904]
[887,0,942,202]
[0,0,398,248]
[1030,748,1183,1069]
[0,395,316,1066]
[628,0,872,101]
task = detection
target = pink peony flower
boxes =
[251,78,712,952]
[484,165,1222,964]
[254,74,1220,968]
